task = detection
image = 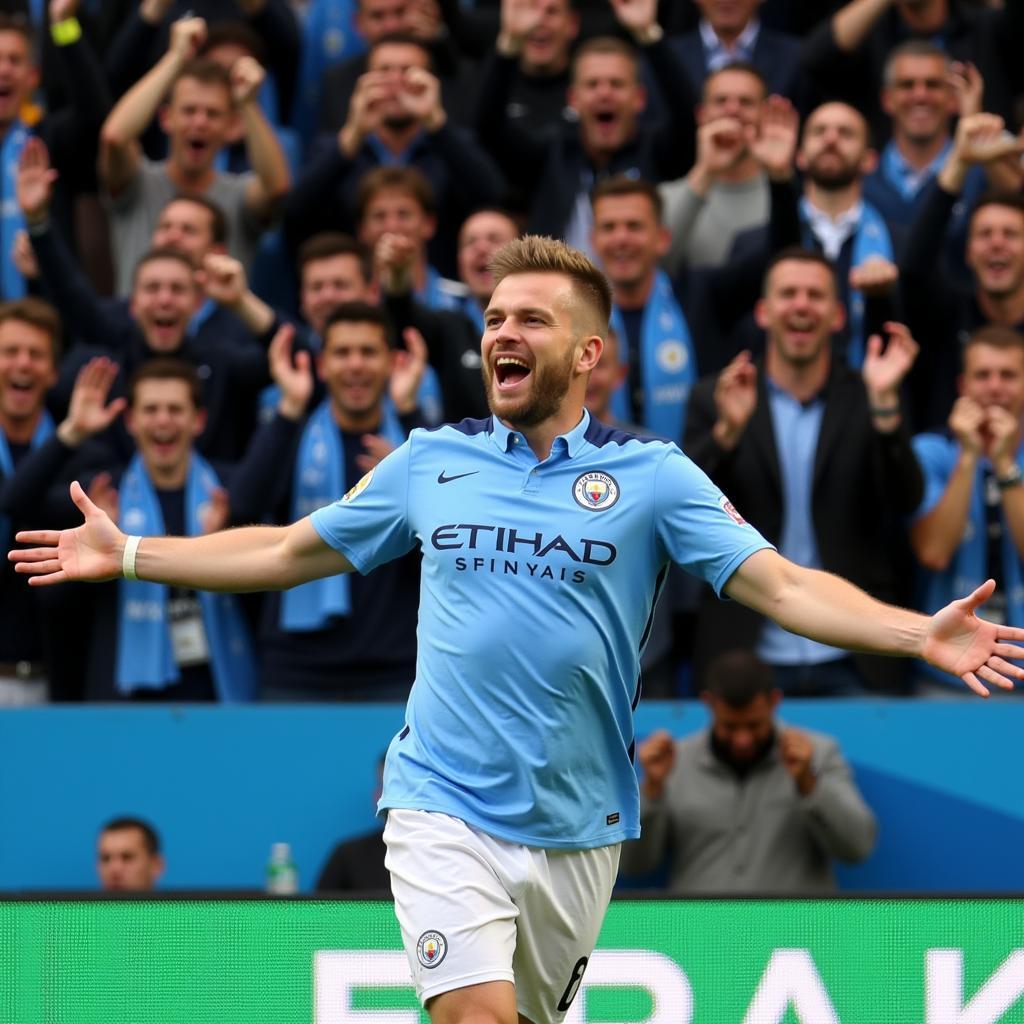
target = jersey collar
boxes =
[489,409,592,459]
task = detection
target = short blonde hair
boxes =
[489,235,612,334]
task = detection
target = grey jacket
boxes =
[619,726,877,894]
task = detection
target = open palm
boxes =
[9,482,125,585]
[922,580,1024,696]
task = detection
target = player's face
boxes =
[693,0,760,36]
[131,259,199,353]
[757,259,842,367]
[0,30,35,126]
[967,205,1024,299]
[97,828,163,892]
[798,103,872,190]
[318,320,392,417]
[162,77,233,174]
[482,272,588,427]
[699,67,765,132]
[301,254,373,336]
[569,53,645,157]
[126,378,205,478]
[522,0,578,74]
[152,200,218,266]
[707,692,778,765]
[591,193,667,292]
[882,54,955,145]
[358,188,436,252]
[457,212,518,303]
[0,318,56,427]
[961,343,1024,417]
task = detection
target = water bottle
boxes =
[266,842,298,895]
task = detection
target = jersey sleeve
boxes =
[911,434,955,521]
[653,445,773,595]
[309,437,416,573]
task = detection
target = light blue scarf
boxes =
[115,453,257,701]
[800,197,893,369]
[280,399,406,631]
[608,270,696,442]
[1,121,29,301]
[0,411,53,546]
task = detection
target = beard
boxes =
[382,112,417,133]
[805,155,861,191]
[482,344,576,427]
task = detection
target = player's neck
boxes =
[506,404,586,461]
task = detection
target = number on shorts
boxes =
[557,956,589,1012]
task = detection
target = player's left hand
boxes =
[922,579,1024,696]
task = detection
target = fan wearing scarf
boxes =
[112,359,256,701]
[591,176,697,445]
[227,301,426,701]
[794,101,900,370]
[0,298,59,704]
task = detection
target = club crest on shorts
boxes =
[342,468,374,502]
[416,930,448,968]
[573,471,620,511]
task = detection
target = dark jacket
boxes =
[684,358,923,693]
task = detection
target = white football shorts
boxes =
[383,808,620,1024]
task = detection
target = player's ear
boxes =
[577,334,602,374]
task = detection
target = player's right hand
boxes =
[9,481,126,585]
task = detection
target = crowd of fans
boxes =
[1,0,1023,705]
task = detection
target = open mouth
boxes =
[494,355,532,390]
[594,112,617,128]
[185,138,209,161]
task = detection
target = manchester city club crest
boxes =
[572,471,620,511]
[416,930,448,969]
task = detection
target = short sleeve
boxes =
[653,446,773,595]
[310,438,416,573]
[911,434,956,521]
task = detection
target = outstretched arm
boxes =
[9,481,352,593]
[725,548,1024,697]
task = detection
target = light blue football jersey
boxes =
[311,411,772,848]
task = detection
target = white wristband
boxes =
[122,535,142,581]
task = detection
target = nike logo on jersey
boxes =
[437,470,480,484]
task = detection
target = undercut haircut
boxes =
[298,232,373,283]
[169,193,228,246]
[171,57,232,100]
[128,358,205,409]
[702,650,775,707]
[591,174,663,221]
[356,166,436,221]
[0,297,62,359]
[762,246,838,296]
[99,817,162,855]
[571,36,638,81]
[883,39,950,87]
[490,235,613,334]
